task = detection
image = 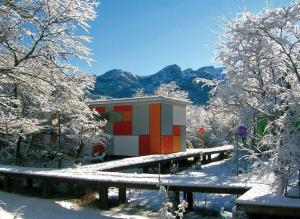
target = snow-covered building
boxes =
[88,96,191,156]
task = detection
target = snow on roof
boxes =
[87,96,192,106]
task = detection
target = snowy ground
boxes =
[0,159,241,219]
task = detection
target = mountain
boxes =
[92,64,223,105]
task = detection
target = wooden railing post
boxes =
[43,181,52,198]
[119,186,127,204]
[98,186,109,210]
[186,192,193,211]
[207,154,212,161]
[26,178,33,190]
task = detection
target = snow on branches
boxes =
[0,0,106,163]
[215,1,300,194]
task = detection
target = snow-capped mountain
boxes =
[92,64,223,104]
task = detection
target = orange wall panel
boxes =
[149,103,161,154]
[122,111,132,121]
[173,136,180,152]
[161,136,173,154]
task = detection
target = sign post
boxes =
[199,127,205,146]
[236,124,247,177]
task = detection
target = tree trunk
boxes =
[27,134,36,158]
[75,141,84,159]
[16,136,22,164]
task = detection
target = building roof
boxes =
[87,96,192,106]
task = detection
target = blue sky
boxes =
[82,0,291,76]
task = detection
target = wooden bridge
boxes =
[0,145,238,209]
[1,144,298,217]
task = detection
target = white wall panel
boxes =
[132,104,149,135]
[113,136,139,156]
[173,105,186,125]
[180,125,187,151]
[161,103,173,135]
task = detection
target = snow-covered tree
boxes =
[0,0,106,164]
[133,81,189,101]
[132,88,147,98]
[186,105,208,147]
[186,102,238,148]
[154,81,189,101]
[215,1,300,194]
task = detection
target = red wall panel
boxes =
[95,106,105,113]
[113,121,132,135]
[173,125,180,136]
[139,135,150,156]
[114,105,132,112]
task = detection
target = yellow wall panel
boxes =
[122,111,132,121]
[173,136,180,153]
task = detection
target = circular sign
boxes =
[237,124,247,138]
[199,127,205,135]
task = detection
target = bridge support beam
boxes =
[43,181,53,198]
[3,177,12,192]
[26,178,33,190]
[184,192,193,211]
[98,186,109,210]
[174,191,180,207]
[194,156,200,163]
[219,152,225,159]
[119,186,127,204]
[207,154,212,161]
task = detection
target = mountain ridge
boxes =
[92,64,222,104]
